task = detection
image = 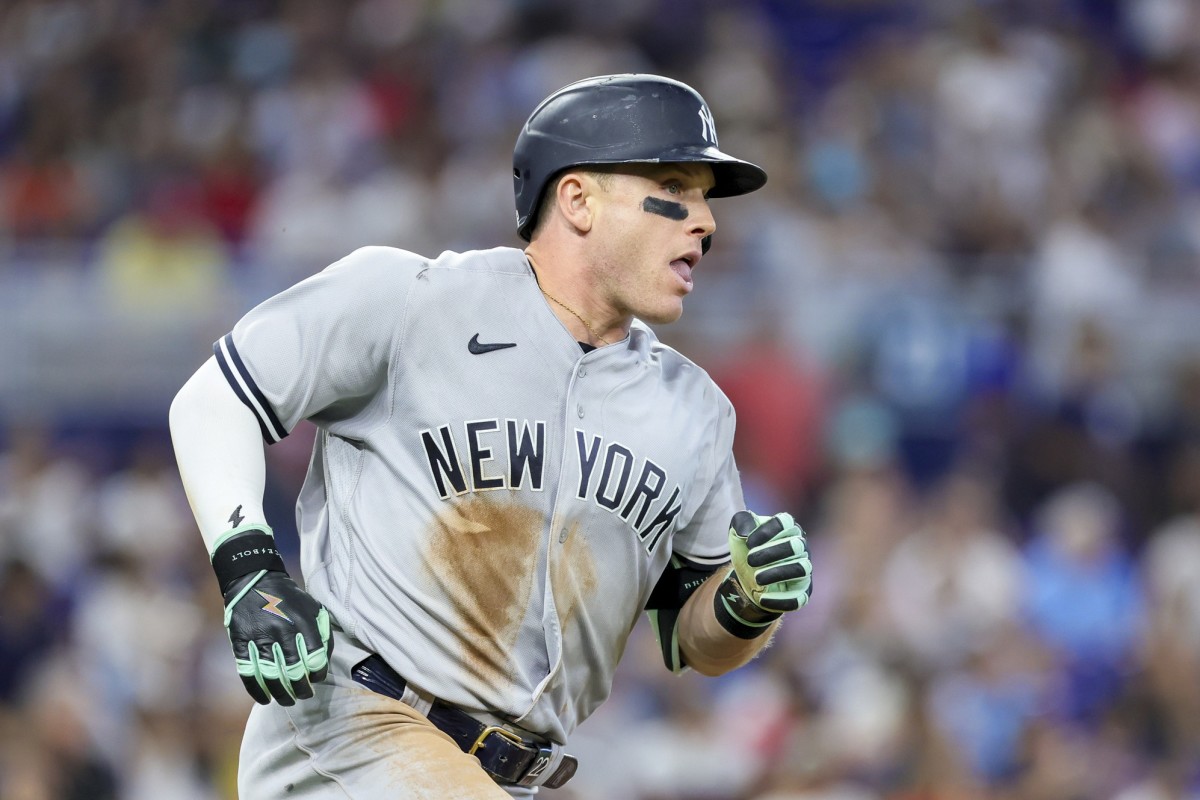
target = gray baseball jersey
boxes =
[214,245,742,744]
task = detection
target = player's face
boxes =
[586,163,717,325]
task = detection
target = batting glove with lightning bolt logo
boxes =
[211,525,333,706]
[714,511,812,639]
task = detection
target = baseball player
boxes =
[169,74,813,798]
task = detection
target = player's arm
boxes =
[169,357,333,705]
[171,357,269,550]
[650,383,811,674]
[676,511,812,676]
[645,555,722,673]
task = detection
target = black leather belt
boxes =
[350,655,578,789]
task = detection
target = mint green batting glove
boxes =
[728,511,812,613]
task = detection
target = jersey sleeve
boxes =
[213,246,421,442]
[670,384,742,566]
[644,386,741,673]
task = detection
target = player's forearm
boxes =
[676,568,780,676]
[169,356,270,553]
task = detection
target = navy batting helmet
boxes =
[513,74,767,241]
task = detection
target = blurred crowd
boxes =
[4,0,1200,798]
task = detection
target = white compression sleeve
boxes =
[169,356,271,554]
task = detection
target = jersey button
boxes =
[578,367,587,377]
[577,404,584,418]
[559,528,568,543]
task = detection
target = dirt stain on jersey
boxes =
[551,523,598,629]
[425,496,542,688]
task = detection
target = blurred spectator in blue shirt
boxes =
[1023,482,1145,721]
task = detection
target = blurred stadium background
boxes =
[3,0,1200,798]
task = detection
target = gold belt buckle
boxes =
[468,725,525,755]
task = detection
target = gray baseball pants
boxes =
[237,628,533,799]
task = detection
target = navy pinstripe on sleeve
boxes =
[213,334,289,443]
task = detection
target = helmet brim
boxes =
[707,157,768,198]
[584,144,767,198]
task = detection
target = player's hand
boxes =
[728,511,812,613]
[211,526,333,705]
[223,569,333,705]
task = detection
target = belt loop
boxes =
[401,683,434,717]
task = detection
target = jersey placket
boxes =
[527,348,600,714]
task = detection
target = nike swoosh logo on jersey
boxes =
[468,334,517,354]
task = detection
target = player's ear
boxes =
[554,171,596,234]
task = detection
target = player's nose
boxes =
[689,199,716,240]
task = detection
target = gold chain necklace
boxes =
[526,252,613,346]
[540,288,612,346]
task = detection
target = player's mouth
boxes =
[670,250,701,292]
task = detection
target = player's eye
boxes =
[664,181,683,195]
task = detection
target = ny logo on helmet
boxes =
[698,105,717,145]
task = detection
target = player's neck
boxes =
[524,248,629,347]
